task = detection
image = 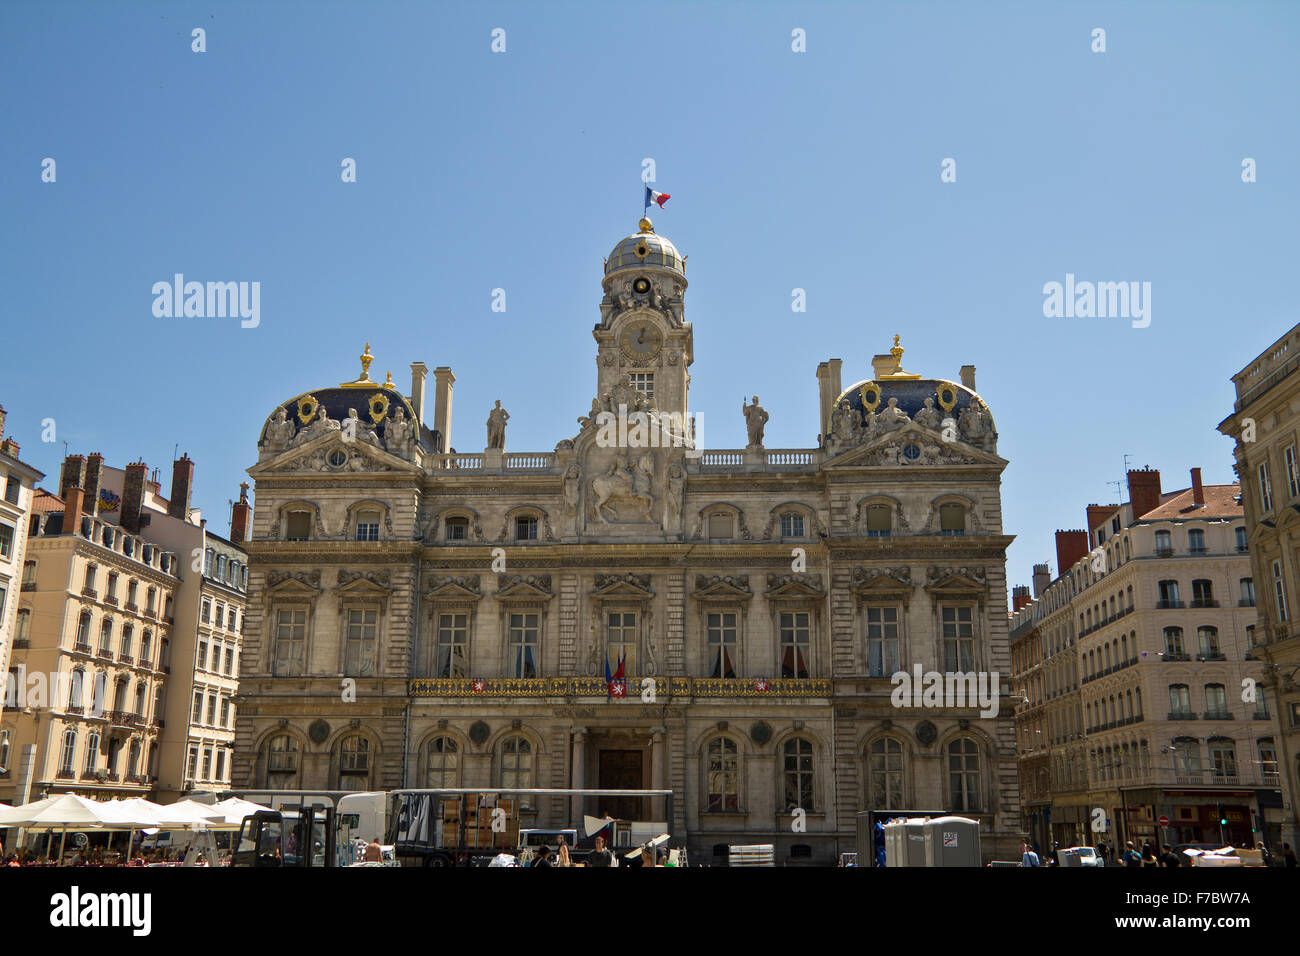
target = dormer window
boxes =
[866,505,892,537]
[286,511,312,541]
[708,512,733,540]
[355,510,381,542]
[939,504,966,536]
[780,512,805,538]
[515,516,538,541]
[445,517,469,541]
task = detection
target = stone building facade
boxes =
[233,218,1022,864]
[1219,322,1300,848]
[1011,467,1280,852]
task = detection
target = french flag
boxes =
[645,187,670,209]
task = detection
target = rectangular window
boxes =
[629,372,654,403]
[3,475,20,505]
[206,693,217,725]
[224,647,234,675]
[507,612,539,678]
[1187,529,1205,554]
[942,606,975,671]
[220,697,231,727]
[1274,560,1289,623]
[214,603,225,628]
[780,513,804,538]
[445,517,468,541]
[228,608,238,630]
[273,608,307,676]
[708,513,732,540]
[515,516,538,541]
[865,606,900,677]
[192,691,203,723]
[779,611,810,679]
[606,612,637,677]
[344,608,378,676]
[22,560,36,587]
[355,510,381,542]
[1205,684,1228,714]
[436,613,468,677]
[197,641,208,670]
[216,749,227,781]
[1288,446,1300,499]
[1241,578,1256,605]
[0,729,10,773]
[865,505,891,537]
[201,599,211,623]
[1259,741,1279,779]
[187,746,198,781]
[0,524,11,560]
[1169,685,1191,715]
[707,611,738,678]
[286,511,312,541]
[1260,463,1274,512]
[939,504,966,536]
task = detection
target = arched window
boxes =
[779,511,805,539]
[782,738,814,812]
[264,733,300,788]
[59,728,78,774]
[706,737,739,812]
[865,504,892,537]
[98,618,113,654]
[337,734,371,791]
[947,738,982,812]
[1197,627,1221,660]
[84,732,100,774]
[425,736,460,788]
[133,682,146,716]
[444,516,469,541]
[868,737,904,808]
[1163,627,1184,658]
[68,669,85,711]
[499,735,534,789]
[128,740,141,778]
[139,630,153,667]
[120,624,133,659]
[939,503,966,536]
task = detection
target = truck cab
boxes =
[232,804,335,868]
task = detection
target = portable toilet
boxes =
[883,817,930,867]
[922,816,981,867]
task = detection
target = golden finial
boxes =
[384,370,394,389]
[638,217,654,234]
[879,334,922,380]
[341,343,379,388]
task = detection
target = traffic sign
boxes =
[1157,815,1169,827]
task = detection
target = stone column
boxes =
[570,728,587,824]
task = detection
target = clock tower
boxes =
[596,217,692,420]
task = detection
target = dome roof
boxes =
[257,344,436,453]
[834,377,990,423]
[605,218,684,276]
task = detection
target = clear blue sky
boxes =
[3,1,1297,592]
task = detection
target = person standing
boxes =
[533,845,554,868]
[1284,843,1297,868]
[556,835,571,868]
[1020,842,1040,867]
[588,835,613,867]
[364,838,383,863]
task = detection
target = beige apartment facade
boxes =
[2,463,180,804]
[1220,321,1300,849]
[0,405,45,747]
[1011,467,1280,853]
[233,217,1025,864]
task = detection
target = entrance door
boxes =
[598,750,644,822]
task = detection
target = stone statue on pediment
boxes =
[487,400,509,450]
[743,396,768,448]
[296,405,340,445]
[384,406,415,458]
[913,397,942,431]
[263,406,297,452]
[878,397,910,428]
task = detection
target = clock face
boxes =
[632,276,651,295]
[619,320,663,360]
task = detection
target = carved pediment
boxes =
[265,570,322,599]
[828,425,999,468]
[851,566,915,604]
[693,574,752,599]
[593,573,654,598]
[257,431,409,476]
[766,573,825,598]
[925,565,988,595]
[497,574,554,599]
[336,569,393,611]
[424,575,483,601]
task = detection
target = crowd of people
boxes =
[1019,838,1298,867]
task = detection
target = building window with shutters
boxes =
[507,612,539,678]
[706,612,738,678]
[435,613,468,678]
[779,612,810,678]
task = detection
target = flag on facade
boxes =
[644,186,670,209]
[606,653,627,697]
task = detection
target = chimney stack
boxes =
[169,454,194,520]
[230,482,251,543]
[816,358,843,445]
[1191,467,1204,507]
[960,365,976,391]
[59,455,85,502]
[1012,585,1031,612]
[1055,529,1090,573]
[1032,563,1051,598]
[83,453,103,517]
[121,461,148,534]
[1086,504,1117,536]
[433,366,456,453]
[410,362,428,425]
[1127,467,1162,521]
[62,484,85,538]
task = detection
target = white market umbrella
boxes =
[154,799,225,828]
[0,793,146,863]
[105,798,170,859]
[208,797,270,827]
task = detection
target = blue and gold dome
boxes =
[604,217,685,277]
[257,343,436,452]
